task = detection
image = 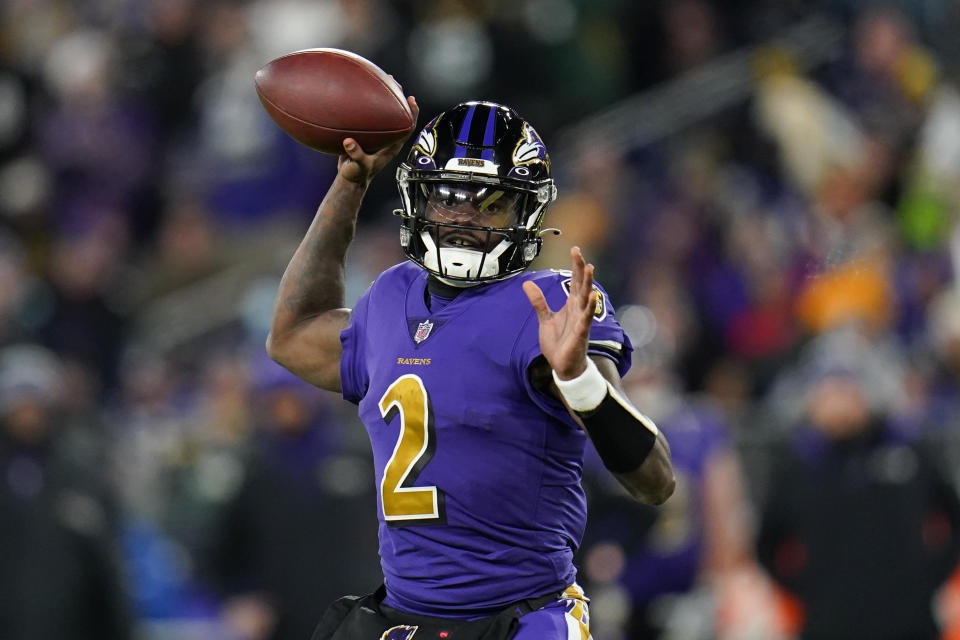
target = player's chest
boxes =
[367,320,515,405]
[360,315,536,436]
[361,279,535,417]
[366,282,521,374]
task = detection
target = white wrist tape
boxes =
[552,358,609,412]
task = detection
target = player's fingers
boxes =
[377,100,418,161]
[582,289,597,324]
[583,263,595,303]
[522,281,552,321]
[408,95,419,124]
[342,138,369,162]
[574,261,594,312]
[576,250,592,293]
[568,246,584,297]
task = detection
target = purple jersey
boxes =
[339,261,631,617]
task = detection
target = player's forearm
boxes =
[553,357,676,504]
[270,175,365,337]
[612,432,675,504]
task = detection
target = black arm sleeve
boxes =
[578,386,658,473]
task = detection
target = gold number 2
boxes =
[378,374,444,524]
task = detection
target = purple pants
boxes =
[513,585,591,640]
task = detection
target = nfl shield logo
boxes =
[414,319,434,343]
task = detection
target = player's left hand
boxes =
[522,246,597,380]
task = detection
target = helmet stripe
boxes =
[482,106,496,146]
[480,106,497,160]
[467,105,488,144]
[453,104,477,158]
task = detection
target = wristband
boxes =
[552,358,607,412]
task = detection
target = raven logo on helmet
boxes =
[414,122,437,158]
[394,101,558,286]
[513,123,549,169]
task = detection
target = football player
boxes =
[267,98,675,640]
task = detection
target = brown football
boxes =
[254,48,414,155]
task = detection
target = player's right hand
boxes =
[339,95,419,187]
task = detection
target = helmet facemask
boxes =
[396,169,554,285]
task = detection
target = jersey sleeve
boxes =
[513,271,634,423]
[339,284,373,405]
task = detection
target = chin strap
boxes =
[420,231,513,281]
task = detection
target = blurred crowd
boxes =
[2,1,960,639]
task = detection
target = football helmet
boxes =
[395,101,558,285]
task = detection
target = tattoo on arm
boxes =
[279,178,365,321]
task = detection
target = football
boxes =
[254,48,415,155]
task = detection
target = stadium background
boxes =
[2,0,960,638]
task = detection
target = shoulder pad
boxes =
[527,269,609,321]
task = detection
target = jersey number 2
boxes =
[378,374,445,525]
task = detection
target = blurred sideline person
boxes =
[208,366,380,640]
[579,360,778,640]
[266,99,675,639]
[0,344,132,640]
[758,329,960,640]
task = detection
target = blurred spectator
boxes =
[898,82,960,252]
[535,143,621,274]
[116,0,203,142]
[109,347,190,525]
[758,329,960,640]
[206,363,380,640]
[587,383,752,639]
[41,212,131,393]
[37,27,159,231]
[753,47,867,200]
[661,0,724,76]
[794,252,894,336]
[916,288,960,472]
[576,308,771,639]
[0,230,46,343]
[832,6,933,140]
[131,198,226,304]
[0,344,132,640]
[106,347,224,625]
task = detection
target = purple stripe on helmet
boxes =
[481,106,496,161]
[453,104,477,158]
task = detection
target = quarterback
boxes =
[267,98,675,640]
